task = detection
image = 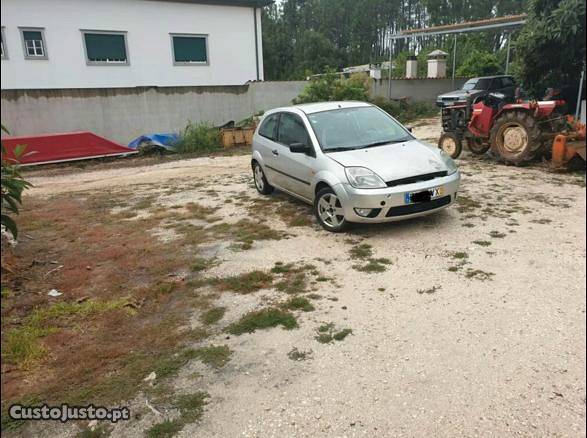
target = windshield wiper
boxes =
[323,146,359,153]
[357,138,411,149]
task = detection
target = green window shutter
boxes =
[84,33,127,62]
[23,31,42,41]
[173,36,207,63]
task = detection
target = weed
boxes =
[226,308,298,335]
[349,243,373,259]
[452,252,469,260]
[200,307,226,325]
[275,272,307,294]
[281,296,315,312]
[353,259,390,273]
[489,231,506,239]
[333,328,353,341]
[315,323,352,343]
[145,419,183,438]
[175,121,220,154]
[191,257,216,272]
[175,391,209,422]
[465,269,495,281]
[472,240,492,247]
[209,271,273,294]
[287,347,313,361]
[530,218,552,224]
[191,345,232,368]
[456,195,482,214]
[417,285,441,294]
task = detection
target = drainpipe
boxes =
[254,7,260,81]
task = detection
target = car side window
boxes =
[277,113,311,147]
[259,114,279,140]
[502,77,515,87]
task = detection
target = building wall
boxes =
[0,0,262,89]
[371,78,468,102]
[1,79,464,144]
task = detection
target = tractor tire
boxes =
[438,133,463,159]
[466,138,490,155]
[489,111,544,165]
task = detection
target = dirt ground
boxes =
[3,117,586,437]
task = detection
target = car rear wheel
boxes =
[252,161,273,195]
[438,133,463,159]
[314,188,348,232]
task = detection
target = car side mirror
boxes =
[290,142,311,154]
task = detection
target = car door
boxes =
[255,113,281,187]
[273,112,316,200]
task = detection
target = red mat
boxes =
[2,131,137,165]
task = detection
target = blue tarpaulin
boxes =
[127,133,180,151]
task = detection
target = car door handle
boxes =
[272,149,279,156]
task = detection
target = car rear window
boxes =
[258,114,279,140]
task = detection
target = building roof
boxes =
[159,0,273,7]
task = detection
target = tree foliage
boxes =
[456,50,503,77]
[262,0,526,80]
[293,72,372,104]
[514,0,586,97]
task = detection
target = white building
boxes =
[0,0,269,90]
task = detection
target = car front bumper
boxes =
[333,171,461,223]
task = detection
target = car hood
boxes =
[439,89,484,99]
[327,140,449,182]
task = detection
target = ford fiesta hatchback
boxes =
[251,101,461,232]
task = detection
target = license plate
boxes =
[404,186,444,204]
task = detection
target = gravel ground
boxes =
[23,118,587,438]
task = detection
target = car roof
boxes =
[266,101,373,116]
[468,75,514,80]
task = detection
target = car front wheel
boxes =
[253,161,273,195]
[314,188,348,232]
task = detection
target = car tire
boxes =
[438,133,463,159]
[314,187,349,233]
[252,161,274,195]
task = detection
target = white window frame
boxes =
[1,27,8,60]
[19,27,47,60]
[81,30,130,66]
[170,33,209,66]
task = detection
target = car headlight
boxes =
[345,167,387,189]
[439,150,458,175]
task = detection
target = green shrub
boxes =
[370,97,438,124]
[175,121,220,154]
[293,71,371,104]
[1,125,31,239]
[456,49,503,77]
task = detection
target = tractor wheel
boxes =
[489,111,543,165]
[466,138,490,155]
[438,133,463,159]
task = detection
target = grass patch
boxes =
[226,307,298,335]
[275,272,307,294]
[315,323,352,343]
[465,269,495,281]
[281,296,315,312]
[146,419,183,438]
[209,271,273,294]
[456,195,482,214]
[489,231,506,239]
[352,258,392,273]
[209,219,287,250]
[191,257,217,272]
[472,240,492,247]
[174,121,220,154]
[2,299,131,367]
[451,251,469,260]
[175,391,209,422]
[349,243,373,259]
[200,307,226,325]
[191,345,232,368]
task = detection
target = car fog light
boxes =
[354,208,374,217]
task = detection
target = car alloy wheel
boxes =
[252,162,273,195]
[315,188,348,232]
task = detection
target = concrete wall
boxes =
[1,0,263,89]
[0,78,464,143]
[1,82,308,143]
[371,78,468,103]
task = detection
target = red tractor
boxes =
[438,93,567,165]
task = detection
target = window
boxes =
[258,114,279,140]
[1,27,7,59]
[277,113,310,147]
[170,34,208,65]
[501,77,516,87]
[82,31,128,65]
[20,28,47,59]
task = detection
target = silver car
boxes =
[251,101,461,232]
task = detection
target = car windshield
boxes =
[307,106,412,152]
[462,78,490,91]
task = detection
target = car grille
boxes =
[386,171,447,187]
[386,195,451,217]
